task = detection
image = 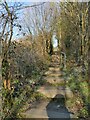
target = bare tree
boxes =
[21,3,59,55]
[0,1,46,90]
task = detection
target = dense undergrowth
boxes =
[62,60,89,119]
[2,39,50,119]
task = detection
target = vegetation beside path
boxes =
[2,40,50,119]
[62,61,89,119]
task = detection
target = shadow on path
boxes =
[46,94,71,120]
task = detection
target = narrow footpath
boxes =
[23,53,75,119]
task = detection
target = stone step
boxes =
[44,72,63,77]
[24,109,71,118]
[44,71,63,76]
[50,61,60,64]
[44,76,65,84]
[22,98,74,119]
[51,58,60,60]
[51,55,60,59]
[49,67,60,71]
[50,63,60,66]
[37,85,65,98]
[49,64,60,67]
[37,85,73,99]
[51,55,60,57]
[22,100,49,118]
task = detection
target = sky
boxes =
[52,35,58,48]
[1,0,89,2]
[2,0,61,2]
[1,0,87,44]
